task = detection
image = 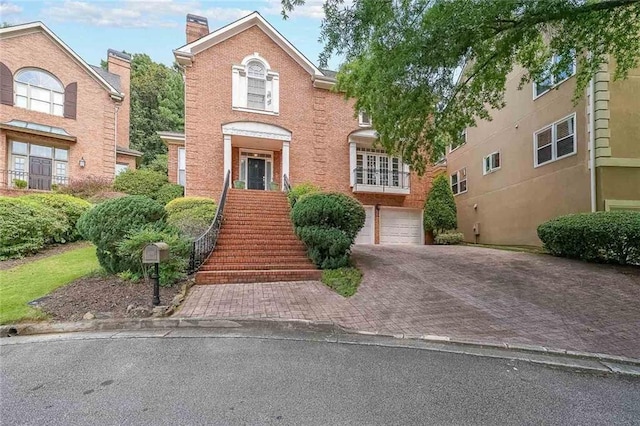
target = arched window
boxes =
[246,60,266,110]
[14,68,64,116]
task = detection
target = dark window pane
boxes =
[460,180,467,192]
[556,136,575,157]
[493,152,500,168]
[451,183,458,194]
[537,145,552,164]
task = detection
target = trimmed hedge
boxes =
[434,231,464,245]
[165,197,217,239]
[291,192,365,269]
[117,223,191,286]
[537,211,640,265]
[424,174,457,235]
[77,196,166,273]
[287,182,320,207]
[155,184,184,205]
[0,197,66,259]
[21,194,91,242]
[113,169,168,198]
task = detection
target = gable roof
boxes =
[0,22,124,98]
[174,11,326,78]
[90,65,122,92]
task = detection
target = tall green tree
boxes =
[283,0,640,172]
[105,54,184,165]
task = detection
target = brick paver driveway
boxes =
[179,245,640,358]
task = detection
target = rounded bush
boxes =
[291,192,365,241]
[117,223,191,286]
[76,196,166,273]
[424,174,457,235]
[113,169,168,198]
[155,184,184,205]
[287,182,320,207]
[0,197,66,259]
[291,192,365,269]
[537,211,640,265]
[21,194,92,242]
[434,231,464,245]
[165,196,216,216]
[165,197,217,239]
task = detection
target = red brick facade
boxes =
[0,23,137,193]
[167,13,443,244]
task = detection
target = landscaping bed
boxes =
[34,274,186,322]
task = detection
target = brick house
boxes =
[0,22,140,194]
[161,12,443,247]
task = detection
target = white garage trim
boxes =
[355,205,375,245]
[379,207,424,245]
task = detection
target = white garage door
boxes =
[355,206,375,245]
[380,208,423,245]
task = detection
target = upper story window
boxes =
[534,53,576,99]
[534,114,576,167]
[358,110,371,127]
[15,68,64,116]
[449,129,467,153]
[483,151,501,175]
[451,167,467,195]
[232,54,279,115]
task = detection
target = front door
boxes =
[247,157,266,190]
[29,157,52,190]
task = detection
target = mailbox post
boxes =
[142,242,169,306]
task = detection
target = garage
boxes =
[354,206,375,245]
[379,208,423,245]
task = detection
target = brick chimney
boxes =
[107,49,131,148]
[186,14,209,43]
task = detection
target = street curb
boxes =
[2,317,639,376]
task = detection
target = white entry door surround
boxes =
[222,121,291,188]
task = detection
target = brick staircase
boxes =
[195,189,321,285]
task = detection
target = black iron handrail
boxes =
[188,170,231,274]
[283,173,291,193]
[353,167,410,191]
[1,169,69,190]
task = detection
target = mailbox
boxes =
[142,242,169,264]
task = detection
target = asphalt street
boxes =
[1,334,639,425]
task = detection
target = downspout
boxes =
[589,78,596,212]
[114,104,120,177]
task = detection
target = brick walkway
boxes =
[179,245,640,359]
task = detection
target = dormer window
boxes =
[15,68,64,116]
[232,54,279,115]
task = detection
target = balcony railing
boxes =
[352,167,410,194]
[1,170,69,191]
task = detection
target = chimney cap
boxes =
[108,49,131,62]
[187,14,208,26]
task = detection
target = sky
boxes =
[0,0,340,69]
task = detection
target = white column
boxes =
[282,140,290,190]
[223,134,232,187]
[349,141,357,187]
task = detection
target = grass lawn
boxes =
[321,267,363,297]
[0,245,99,324]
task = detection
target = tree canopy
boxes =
[283,0,640,172]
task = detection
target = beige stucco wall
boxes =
[446,67,591,246]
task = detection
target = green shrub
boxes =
[144,154,168,175]
[155,184,184,205]
[287,182,321,207]
[434,231,464,245]
[165,197,217,239]
[21,194,92,242]
[117,223,191,286]
[57,175,113,199]
[13,179,27,189]
[0,197,66,259]
[291,192,365,269]
[76,196,166,273]
[87,191,128,204]
[424,174,457,235]
[537,211,640,265]
[321,267,362,297]
[113,169,168,198]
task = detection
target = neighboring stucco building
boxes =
[161,12,444,245]
[446,59,640,246]
[0,22,140,194]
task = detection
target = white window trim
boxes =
[451,167,467,196]
[483,151,501,175]
[533,112,577,168]
[14,69,65,117]
[448,129,467,153]
[232,53,279,115]
[353,147,410,194]
[358,110,372,127]
[238,148,274,190]
[7,140,69,188]
[177,147,186,186]
[533,54,576,100]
